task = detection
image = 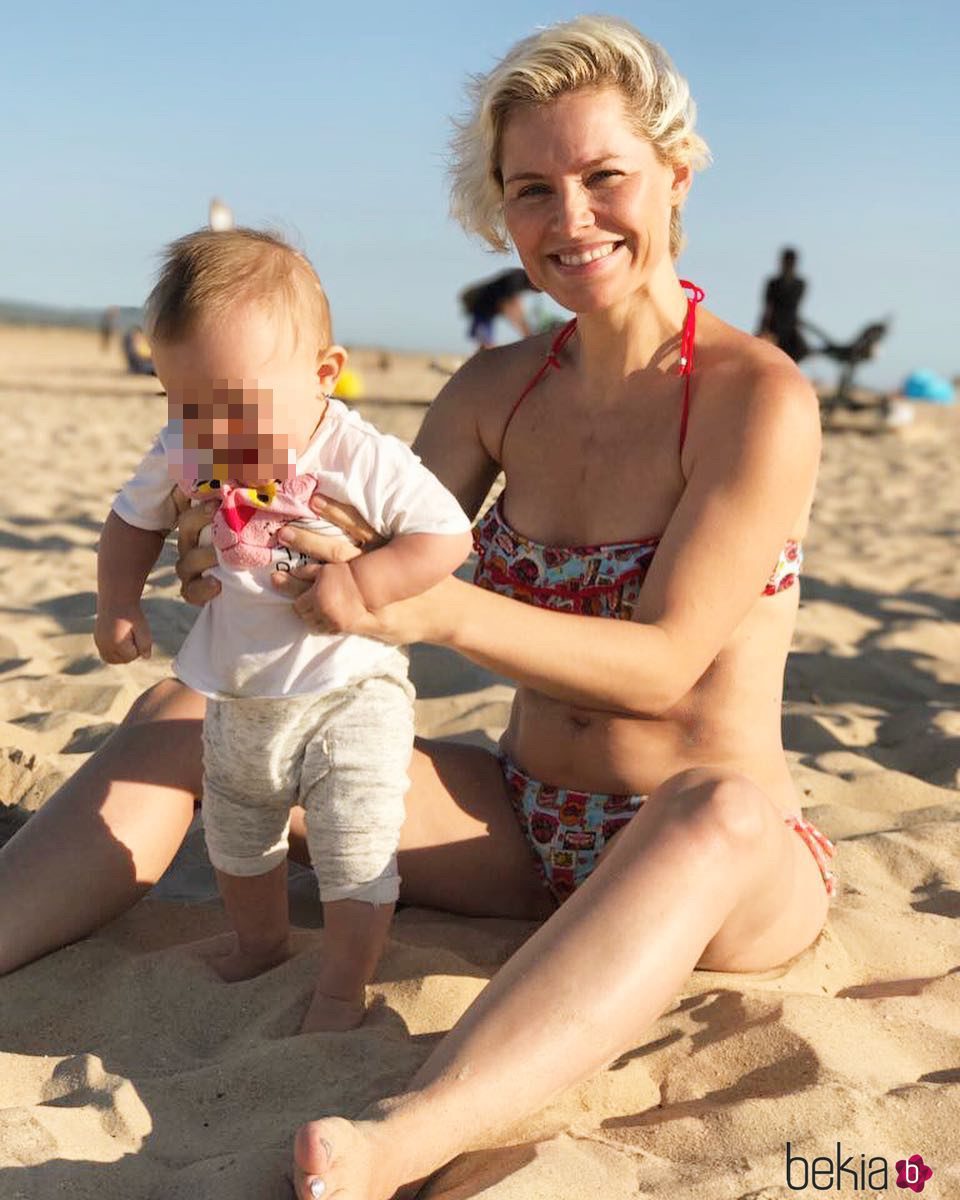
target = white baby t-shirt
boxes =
[112,398,471,699]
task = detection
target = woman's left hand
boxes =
[287,561,369,636]
[272,567,460,645]
[270,491,463,643]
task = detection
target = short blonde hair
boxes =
[145,227,332,349]
[450,15,711,259]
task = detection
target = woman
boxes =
[0,17,832,1200]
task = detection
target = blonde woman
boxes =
[0,17,833,1199]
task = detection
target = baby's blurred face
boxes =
[153,302,325,484]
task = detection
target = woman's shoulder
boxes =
[447,330,560,400]
[434,330,563,450]
[696,312,819,424]
[684,312,820,482]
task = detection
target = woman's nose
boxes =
[551,183,594,235]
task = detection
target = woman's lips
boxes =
[549,241,625,273]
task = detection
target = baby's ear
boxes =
[317,344,348,391]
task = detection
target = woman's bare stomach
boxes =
[501,685,801,814]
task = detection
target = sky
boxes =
[2,0,957,388]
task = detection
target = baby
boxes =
[95,228,472,1032]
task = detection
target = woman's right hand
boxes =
[174,496,220,606]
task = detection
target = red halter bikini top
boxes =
[473,281,803,617]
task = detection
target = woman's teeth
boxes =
[556,243,620,266]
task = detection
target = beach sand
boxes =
[0,325,957,1198]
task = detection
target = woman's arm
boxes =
[417,575,680,715]
[349,531,473,609]
[411,348,507,515]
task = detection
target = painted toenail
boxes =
[309,1180,326,1198]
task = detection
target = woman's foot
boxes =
[300,986,366,1033]
[193,931,291,981]
[292,1115,427,1200]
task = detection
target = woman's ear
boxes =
[316,344,348,392]
[670,161,693,206]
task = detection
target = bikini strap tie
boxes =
[677,280,706,454]
[677,279,705,375]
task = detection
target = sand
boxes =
[0,324,957,1198]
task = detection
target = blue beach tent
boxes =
[901,370,955,404]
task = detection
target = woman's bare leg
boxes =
[291,769,830,1200]
[0,678,204,974]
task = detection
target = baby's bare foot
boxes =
[195,932,291,982]
[292,1114,427,1200]
[300,987,366,1033]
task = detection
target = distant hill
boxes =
[0,300,143,330]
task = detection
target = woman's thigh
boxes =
[394,739,555,919]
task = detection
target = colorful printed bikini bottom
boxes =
[499,754,837,903]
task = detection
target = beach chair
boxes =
[799,317,891,420]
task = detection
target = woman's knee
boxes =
[123,678,205,726]
[649,770,772,850]
[106,682,205,795]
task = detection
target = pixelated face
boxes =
[153,302,334,484]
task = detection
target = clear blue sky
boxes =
[3,1,957,388]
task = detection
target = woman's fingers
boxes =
[271,565,321,600]
[176,500,217,557]
[278,526,365,564]
[308,493,385,548]
[181,572,221,607]
[172,499,219,605]
[171,485,193,517]
[175,544,218,585]
[175,545,220,607]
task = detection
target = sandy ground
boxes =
[0,324,957,1199]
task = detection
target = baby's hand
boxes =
[94,605,154,663]
[293,561,369,636]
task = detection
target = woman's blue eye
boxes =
[588,170,621,185]
[517,183,550,198]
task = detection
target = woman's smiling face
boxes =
[500,87,689,313]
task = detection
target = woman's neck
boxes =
[572,273,690,393]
